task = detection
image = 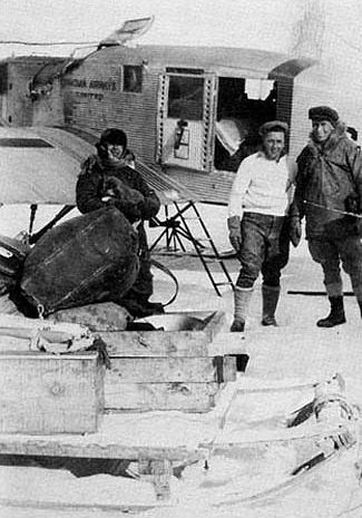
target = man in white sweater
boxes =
[227,121,296,332]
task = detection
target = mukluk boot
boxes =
[261,285,280,326]
[230,287,253,332]
[316,296,346,328]
[358,299,362,319]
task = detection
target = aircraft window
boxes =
[0,138,53,147]
[167,76,204,120]
[123,65,142,93]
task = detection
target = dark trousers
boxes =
[308,234,362,300]
[236,212,290,289]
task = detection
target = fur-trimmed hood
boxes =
[307,121,347,156]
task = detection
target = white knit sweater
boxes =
[228,151,296,218]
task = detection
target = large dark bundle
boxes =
[16,206,139,317]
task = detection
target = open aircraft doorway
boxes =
[157,70,216,172]
[214,77,277,172]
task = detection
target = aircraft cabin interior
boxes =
[165,72,277,173]
[214,77,277,171]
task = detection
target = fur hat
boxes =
[258,120,289,137]
[308,106,339,127]
[99,128,128,148]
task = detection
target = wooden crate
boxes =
[104,379,233,412]
[99,311,237,412]
[101,311,226,357]
[0,351,104,434]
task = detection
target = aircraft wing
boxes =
[0,126,94,205]
[0,126,198,205]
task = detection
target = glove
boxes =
[103,177,144,205]
[345,192,360,214]
[289,215,302,247]
[227,216,242,252]
[140,190,161,220]
[344,193,362,236]
[354,216,362,237]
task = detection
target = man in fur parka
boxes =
[76,128,163,318]
[290,106,362,326]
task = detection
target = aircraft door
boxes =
[157,72,217,172]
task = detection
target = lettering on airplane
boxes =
[88,80,117,91]
[74,91,104,100]
[62,78,117,92]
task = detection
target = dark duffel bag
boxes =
[15,206,139,317]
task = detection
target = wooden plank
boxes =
[101,329,210,357]
[104,381,221,412]
[106,356,236,383]
[0,352,104,434]
[0,438,201,462]
[222,356,237,383]
[0,433,202,462]
[208,332,248,356]
[101,334,246,358]
[207,422,345,448]
[100,310,226,357]
[0,497,157,517]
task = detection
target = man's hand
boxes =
[104,177,144,205]
[353,216,362,237]
[227,216,242,252]
[289,215,302,247]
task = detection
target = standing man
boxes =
[290,106,362,326]
[76,127,163,317]
[227,121,296,332]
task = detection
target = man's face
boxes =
[262,131,285,161]
[312,120,334,143]
[106,143,124,163]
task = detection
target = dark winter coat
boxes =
[76,154,160,224]
[292,123,362,238]
[76,154,161,304]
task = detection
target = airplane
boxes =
[24,16,317,205]
[0,13,358,293]
[2,12,362,207]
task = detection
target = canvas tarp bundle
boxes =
[18,206,139,316]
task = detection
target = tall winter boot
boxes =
[350,275,362,319]
[261,285,280,326]
[230,287,253,332]
[316,296,346,328]
[358,300,362,319]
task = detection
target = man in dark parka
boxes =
[76,128,162,317]
[290,106,362,326]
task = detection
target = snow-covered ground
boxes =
[0,203,361,517]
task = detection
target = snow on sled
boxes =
[0,357,360,517]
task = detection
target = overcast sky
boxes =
[1,1,361,59]
[0,0,302,58]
